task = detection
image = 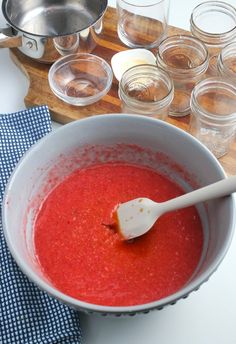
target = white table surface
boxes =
[1,0,236,343]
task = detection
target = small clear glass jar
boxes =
[218,42,236,81]
[119,64,174,120]
[116,0,169,49]
[189,77,236,158]
[156,35,209,117]
[190,1,236,76]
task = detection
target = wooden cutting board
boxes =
[9,6,236,176]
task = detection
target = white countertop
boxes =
[1,0,236,343]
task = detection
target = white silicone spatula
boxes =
[115,175,236,240]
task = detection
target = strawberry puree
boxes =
[34,162,203,306]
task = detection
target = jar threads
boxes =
[156,34,209,117]
[190,1,236,75]
[119,64,174,119]
[218,42,236,81]
[190,77,236,158]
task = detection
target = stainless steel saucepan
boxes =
[0,0,107,63]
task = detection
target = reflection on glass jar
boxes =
[119,64,174,119]
[53,25,101,57]
[218,42,236,82]
[190,77,236,158]
[190,1,236,76]
[54,34,80,55]
[156,35,208,117]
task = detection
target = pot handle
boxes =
[0,27,22,48]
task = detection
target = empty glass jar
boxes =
[116,0,169,49]
[156,35,209,117]
[218,42,236,82]
[119,64,174,119]
[190,1,236,75]
[189,77,236,158]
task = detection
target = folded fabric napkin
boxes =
[0,106,82,344]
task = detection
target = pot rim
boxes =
[2,114,235,315]
[1,0,108,38]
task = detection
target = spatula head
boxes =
[116,197,158,240]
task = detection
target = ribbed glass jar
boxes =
[190,1,236,75]
[156,35,208,117]
[119,64,174,120]
[189,77,236,158]
[218,42,236,81]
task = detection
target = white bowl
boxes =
[111,49,156,81]
[2,115,235,315]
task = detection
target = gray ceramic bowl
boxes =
[2,114,235,315]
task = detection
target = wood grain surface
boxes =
[9,6,236,176]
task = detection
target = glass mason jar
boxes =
[190,1,236,76]
[189,77,236,158]
[119,64,174,120]
[218,42,236,81]
[156,35,209,117]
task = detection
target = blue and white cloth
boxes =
[0,106,82,344]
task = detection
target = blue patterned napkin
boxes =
[0,106,82,344]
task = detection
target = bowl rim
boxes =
[2,114,235,314]
[2,0,108,38]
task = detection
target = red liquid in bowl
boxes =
[34,162,203,306]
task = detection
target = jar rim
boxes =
[191,77,236,122]
[156,34,209,76]
[119,64,174,109]
[218,42,236,78]
[190,1,236,45]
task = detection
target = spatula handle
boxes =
[159,175,236,214]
